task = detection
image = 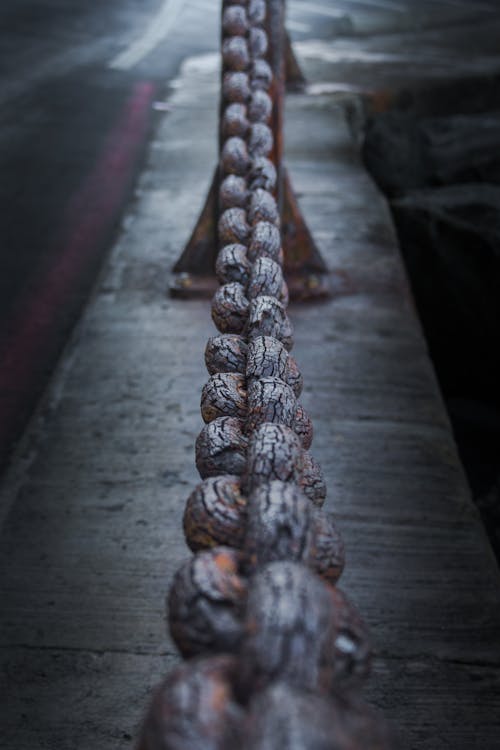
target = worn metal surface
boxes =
[169,1,328,301]
[142,2,392,747]
[284,31,306,91]
[1,2,500,748]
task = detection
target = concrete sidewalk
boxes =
[1,3,500,749]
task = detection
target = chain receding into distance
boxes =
[138,2,394,748]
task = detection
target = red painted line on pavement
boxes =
[0,80,156,458]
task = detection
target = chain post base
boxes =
[169,167,330,301]
[285,31,306,91]
[169,14,327,302]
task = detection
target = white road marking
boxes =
[109,0,185,71]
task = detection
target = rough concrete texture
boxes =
[0,56,219,750]
[1,3,500,750]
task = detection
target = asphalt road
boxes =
[0,0,221,467]
[0,0,495,469]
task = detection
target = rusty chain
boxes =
[138,1,394,747]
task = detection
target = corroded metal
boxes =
[183,475,247,552]
[238,561,370,695]
[182,476,345,585]
[205,334,248,374]
[285,30,306,91]
[138,656,243,750]
[169,1,328,301]
[196,416,248,478]
[243,683,393,750]
[140,3,393,748]
[168,546,247,657]
[243,480,344,582]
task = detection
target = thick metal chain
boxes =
[139,2,393,747]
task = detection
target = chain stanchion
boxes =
[169,1,329,302]
[138,2,395,747]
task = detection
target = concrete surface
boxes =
[1,1,500,748]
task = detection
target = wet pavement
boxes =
[1,0,499,470]
[0,0,221,468]
[1,1,500,748]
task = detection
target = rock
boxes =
[363,110,500,198]
[390,183,500,401]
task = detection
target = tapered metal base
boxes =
[285,32,306,91]
[169,19,327,302]
[169,168,330,301]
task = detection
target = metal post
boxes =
[169,1,329,301]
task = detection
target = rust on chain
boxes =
[139,2,395,747]
[169,0,329,302]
